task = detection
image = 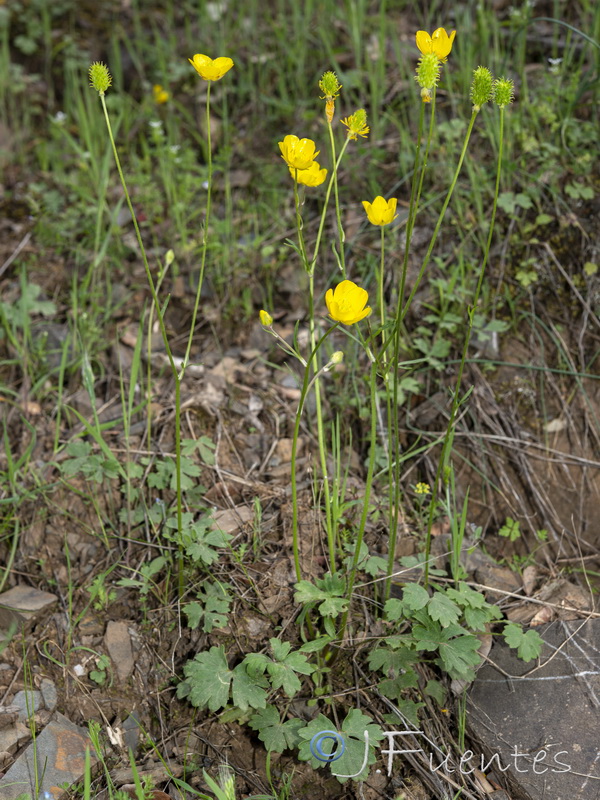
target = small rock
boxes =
[0,586,58,636]
[0,706,19,729]
[40,678,58,713]
[211,506,253,536]
[12,689,43,721]
[105,621,134,683]
[122,711,141,753]
[0,719,30,756]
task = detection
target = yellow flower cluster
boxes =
[279,135,327,187]
[153,84,169,104]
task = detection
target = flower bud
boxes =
[493,77,515,108]
[470,66,493,110]
[259,309,273,326]
[330,351,344,365]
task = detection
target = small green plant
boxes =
[498,516,521,542]
[89,653,111,686]
[86,573,117,611]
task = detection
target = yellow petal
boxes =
[416,30,432,55]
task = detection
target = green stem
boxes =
[337,357,377,643]
[290,325,339,582]
[183,82,212,375]
[423,106,504,586]
[378,225,386,356]
[308,272,336,571]
[327,120,346,278]
[385,97,428,602]
[310,137,351,275]
[385,103,478,601]
[99,94,184,596]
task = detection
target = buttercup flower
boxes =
[340,108,369,140]
[362,196,398,226]
[153,84,169,104]
[290,161,327,187]
[416,28,456,62]
[188,54,234,81]
[279,135,320,170]
[325,280,371,326]
[259,309,273,326]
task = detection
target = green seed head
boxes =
[416,52,441,91]
[88,62,112,95]
[470,66,493,110]
[319,70,342,100]
[493,77,515,108]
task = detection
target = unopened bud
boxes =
[493,77,515,108]
[471,66,493,110]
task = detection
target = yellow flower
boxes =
[278,135,320,170]
[259,309,273,326]
[153,84,169,104]
[289,161,327,187]
[415,482,431,495]
[325,280,371,326]
[415,28,456,62]
[340,109,369,140]
[362,196,398,226]
[188,54,234,81]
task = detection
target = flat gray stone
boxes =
[0,586,58,636]
[0,712,95,799]
[468,619,600,800]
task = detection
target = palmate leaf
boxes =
[427,592,461,627]
[503,623,543,662]
[266,639,314,697]
[294,575,348,617]
[367,644,418,675]
[446,582,488,609]
[413,622,481,681]
[178,646,231,711]
[463,603,502,632]
[378,670,419,700]
[435,633,481,681]
[231,664,268,711]
[402,583,430,611]
[297,710,383,783]
[249,705,303,752]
